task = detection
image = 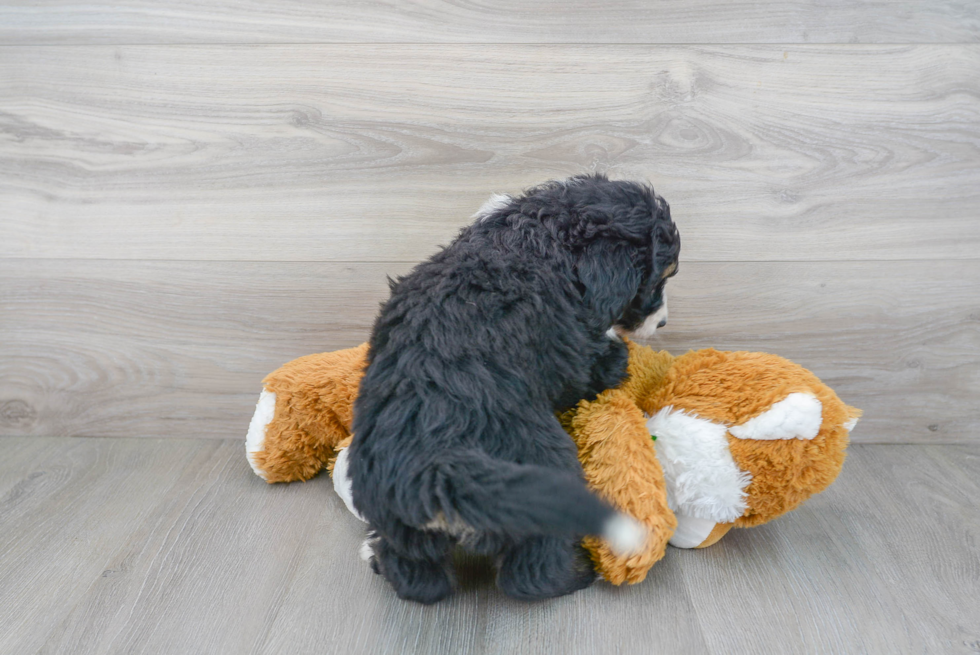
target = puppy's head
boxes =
[522,175,679,336]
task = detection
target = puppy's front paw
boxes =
[586,339,630,398]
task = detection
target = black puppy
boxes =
[348,174,680,603]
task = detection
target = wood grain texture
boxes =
[0,438,221,655]
[2,258,978,443]
[2,45,978,262]
[0,438,977,654]
[0,1,977,45]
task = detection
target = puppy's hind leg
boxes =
[369,527,456,605]
[496,535,597,600]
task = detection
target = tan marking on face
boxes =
[661,262,677,279]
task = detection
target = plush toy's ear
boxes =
[574,240,642,328]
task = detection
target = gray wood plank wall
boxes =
[1,1,978,43]
[1,5,978,444]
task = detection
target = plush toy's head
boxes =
[647,348,856,529]
[245,340,859,586]
[572,342,859,563]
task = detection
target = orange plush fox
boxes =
[246,340,859,584]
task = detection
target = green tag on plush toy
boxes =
[650,433,658,441]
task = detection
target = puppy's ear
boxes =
[650,202,680,280]
[575,241,642,326]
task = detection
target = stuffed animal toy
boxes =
[245,341,859,585]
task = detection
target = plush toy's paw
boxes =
[584,525,672,586]
[565,390,676,585]
[245,388,277,480]
[669,515,733,548]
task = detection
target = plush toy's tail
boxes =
[245,389,278,480]
[246,344,369,484]
[346,447,647,557]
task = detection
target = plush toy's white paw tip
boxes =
[245,388,276,480]
[603,513,648,556]
[669,515,717,549]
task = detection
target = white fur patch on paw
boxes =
[245,389,276,479]
[648,407,751,523]
[602,513,648,556]
[669,515,717,549]
[729,392,823,441]
[359,537,378,563]
[333,447,366,522]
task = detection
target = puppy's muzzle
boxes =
[629,295,669,339]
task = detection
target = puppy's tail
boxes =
[426,450,647,556]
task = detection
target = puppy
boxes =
[348,174,680,603]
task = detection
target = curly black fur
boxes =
[348,174,680,603]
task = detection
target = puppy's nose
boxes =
[657,318,667,328]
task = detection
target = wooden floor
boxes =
[1,437,977,655]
